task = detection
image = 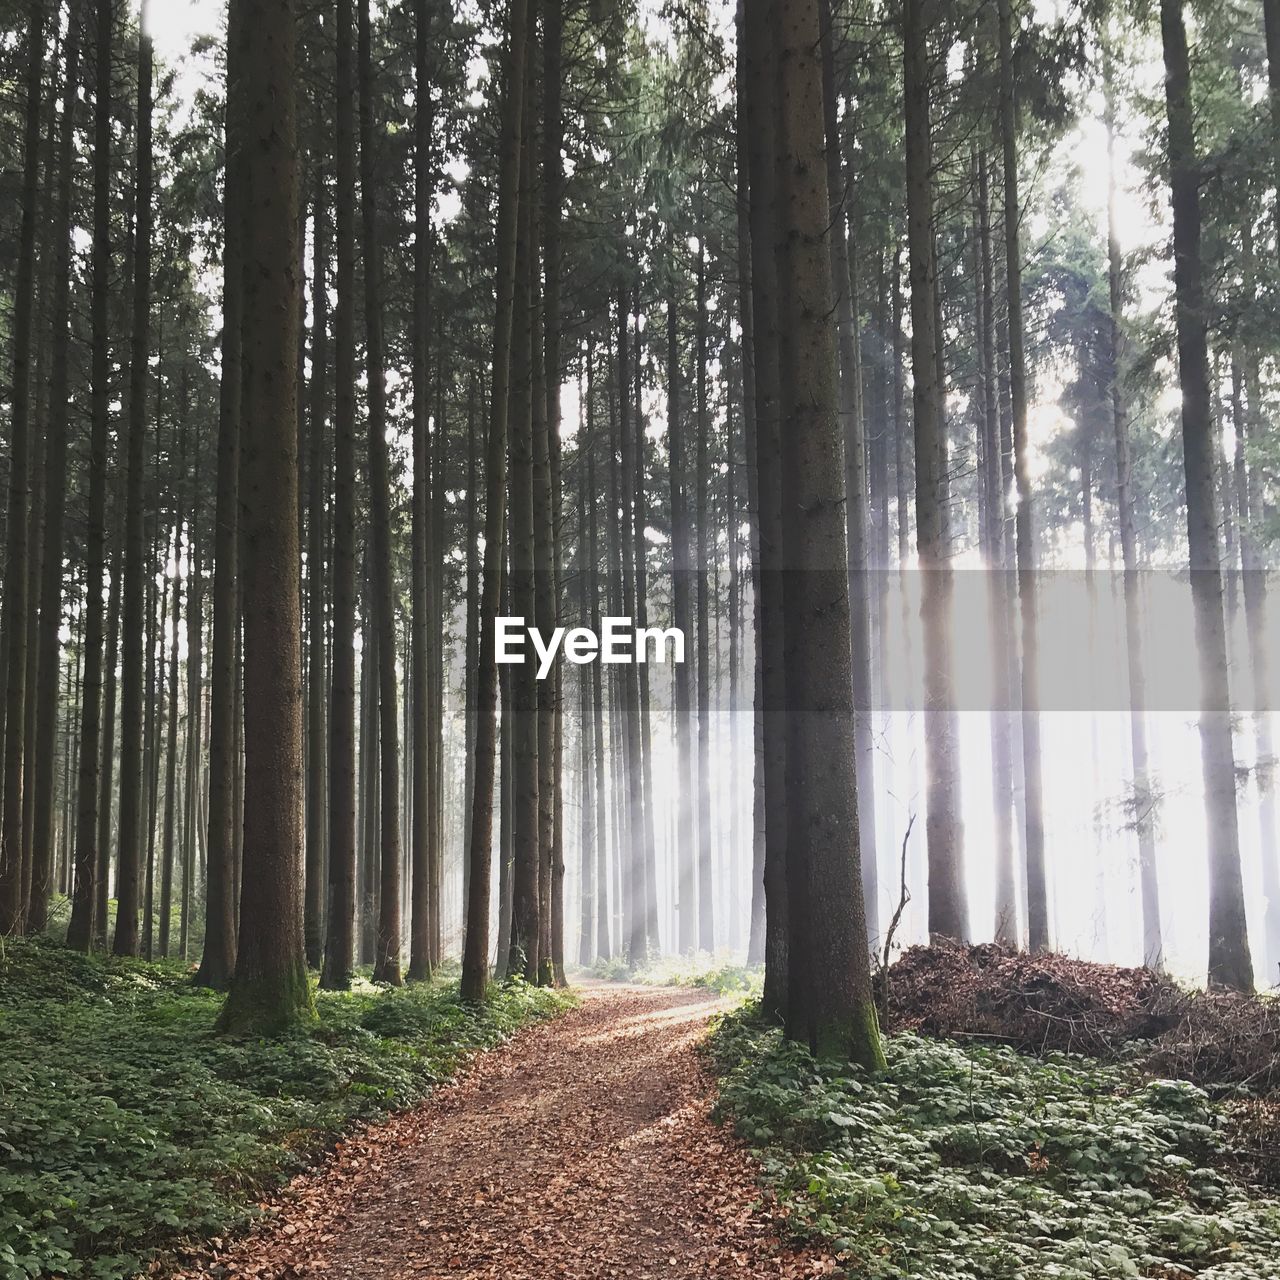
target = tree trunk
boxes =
[1160,0,1254,993]
[196,0,245,986]
[357,0,403,986]
[976,148,1019,947]
[45,4,86,940]
[320,0,359,992]
[408,0,435,983]
[733,10,767,967]
[998,0,1048,952]
[304,158,330,971]
[903,0,967,943]
[1104,59,1161,968]
[668,263,697,956]
[113,1,154,956]
[771,0,884,1070]
[508,111,541,981]
[219,0,313,1033]
[460,0,530,1002]
[742,0,789,1018]
[0,0,47,933]
[818,3,879,947]
[694,242,715,953]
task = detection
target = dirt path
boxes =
[180,985,834,1279]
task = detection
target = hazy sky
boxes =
[146,0,222,64]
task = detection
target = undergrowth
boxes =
[710,1005,1280,1279]
[0,936,572,1279]
[590,950,761,997]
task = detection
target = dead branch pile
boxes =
[884,939,1280,1097]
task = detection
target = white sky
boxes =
[145,0,222,64]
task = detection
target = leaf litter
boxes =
[170,986,835,1279]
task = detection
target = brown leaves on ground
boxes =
[884,939,1280,1099]
[171,985,835,1280]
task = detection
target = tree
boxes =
[903,0,967,943]
[771,0,884,1070]
[1103,48,1161,968]
[998,0,1049,953]
[321,0,360,994]
[0,0,46,934]
[358,0,403,988]
[460,0,531,1003]
[218,0,312,1034]
[196,0,245,989]
[1159,0,1253,993]
[113,0,154,957]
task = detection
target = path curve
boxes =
[178,984,834,1279]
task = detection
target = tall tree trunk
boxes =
[320,0,359,992]
[904,0,967,942]
[819,0,879,946]
[694,242,715,953]
[586,370,610,959]
[408,0,435,983]
[460,0,530,1002]
[358,0,403,987]
[616,294,647,966]
[772,0,884,1070]
[629,290,659,957]
[742,0,789,1018]
[733,9,767,967]
[976,149,1019,947]
[93,510,124,946]
[219,0,313,1033]
[46,4,86,940]
[196,0,245,987]
[668,263,697,956]
[304,159,330,971]
[1160,0,1253,993]
[182,467,203,961]
[0,0,47,933]
[1104,59,1161,967]
[113,1,154,956]
[508,112,541,981]
[159,493,183,957]
[532,274,557,986]
[998,0,1048,952]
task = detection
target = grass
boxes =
[709,1004,1280,1280]
[0,936,573,1279]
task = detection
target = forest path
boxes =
[182,984,835,1280]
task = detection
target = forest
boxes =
[4,0,1280,1275]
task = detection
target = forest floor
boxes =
[177,985,834,1280]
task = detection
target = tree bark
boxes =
[45,4,86,941]
[304,158,330,971]
[772,0,884,1070]
[0,0,47,933]
[998,0,1048,953]
[113,0,154,956]
[408,0,435,983]
[320,0,359,992]
[904,0,968,943]
[460,0,530,1002]
[742,0,789,1019]
[357,0,403,987]
[1160,0,1254,993]
[1104,58,1161,968]
[219,0,313,1034]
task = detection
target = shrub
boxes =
[0,940,571,1279]
[709,1005,1280,1280]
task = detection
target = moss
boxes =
[216,959,317,1036]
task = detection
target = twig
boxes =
[878,813,915,1022]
